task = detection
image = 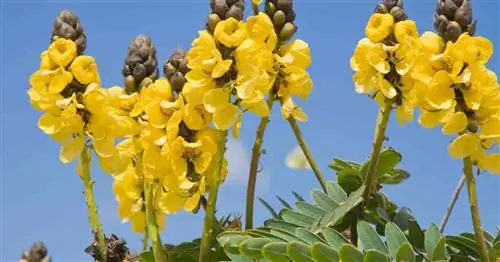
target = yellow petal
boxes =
[212,59,233,78]
[368,44,390,74]
[171,156,188,178]
[49,70,73,93]
[480,153,500,174]
[448,133,479,159]
[203,88,230,113]
[60,136,85,164]
[38,113,64,135]
[480,117,500,139]
[378,76,397,99]
[94,136,115,158]
[184,193,201,212]
[442,111,468,135]
[213,103,239,130]
[158,192,185,214]
[232,113,242,139]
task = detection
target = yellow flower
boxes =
[352,68,379,95]
[281,66,313,100]
[48,38,77,67]
[365,13,394,43]
[441,111,468,135]
[30,68,73,94]
[394,20,419,44]
[40,51,57,70]
[393,41,417,76]
[425,71,455,110]
[277,39,312,69]
[429,43,464,78]
[70,55,99,84]
[367,43,390,74]
[455,33,493,65]
[245,12,277,49]
[214,18,246,48]
[183,102,212,131]
[59,135,85,164]
[240,90,270,117]
[281,97,308,122]
[480,115,500,139]
[448,133,480,159]
[203,88,239,130]
[351,38,376,72]
[169,135,217,178]
[418,32,444,55]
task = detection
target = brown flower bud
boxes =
[124,75,136,94]
[170,72,187,94]
[434,14,449,35]
[279,22,296,42]
[442,0,458,17]
[164,63,176,79]
[227,0,238,5]
[207,13,222,32]
[390,6,408,22]
[51,10,87,55]
[454,1,473,28]
[213,1,229,18]
[20,242,51,262]
[265,2,277,16]
[453,0,464,7]
[225,4,244,20]
[445,21,462,42]
[122,35,159,87]
[382,0,398,10]
[374,4,389,14]
[467,122,478,133]
[286,9,296,22]
[277,0,293,13]
[396,0,404,8]
[273,10,286,27]
[139,77,154,89]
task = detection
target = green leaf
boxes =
[270,229,305,243]
[139,251,155,262]
[338,168,364,194]
[295,201,327,218]
[364,249,391,262]
[239,238,271,259]
[280,208,316,228]
[385,222,410,258]
[338,244,363,262]
[326,182,348,203]
[329,157,359,171]
[424,224,441,257]
[295,228,323,244]
[378,169,411,185]
[431,237,446,261]
[393,208,415,231]
[248,228,283,240]
[277,195,293,209]
[408,220,425,251]
[357,220,388,254]
[445,235,479,258]
[265,219,298,236]
[361,147,402,179]
[292,191,306,202]
[311,242,339,262]
[322,227,348,250]
[218,232,251,254]
[259,198,279,218]
[396,243,415,262]
[311,189,339,211]
[287,241,314,262]
[316,186,365,231]
[262,242,290,262]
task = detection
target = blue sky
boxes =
[1,0,498,260]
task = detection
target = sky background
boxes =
[1,0,499,261]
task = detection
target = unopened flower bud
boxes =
[382,0,398,10]
[454,1,473,28]
[374,4,388,14]
[133,64,147,83]
[434,14,449,35]
[442,0,458,17]
[171,72,187,93]
[207,13,222,32]
[466,21,477,36]
[213,1,229,18]
[467,122,478,133]
[445,21,462,42]
[178,59,189,74]
[164,63,176,79]
[279,22,296,42]
[51,10,87,55]
[139,77,154,89]
[273,10,286,27]
[225,5,244,20]
[453,0,464,6]
[20,242,52,262]
[286,9,296,22]
[227,0,238,5]
[265,2,277,16]
[396,0,404,8]
[277,0,293,13]
[390,6,408,22]
[124,75,136,94]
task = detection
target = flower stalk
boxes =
[80,146,107,262]
[439,175,466,233]
[285,109,327,192]
[462,157,490,262]
[199,130,228,262]
[362,99,392,201]
[245,95,275,230]
[144,182,166,262]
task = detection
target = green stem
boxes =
[81,147,107,262]
[462,157,490,262]
[245,96,275,230]
[362,100,392,201]
[199,130,228,262]
[145,182,167,262]
[142,221,149,251]
[439,175,466,233]
[287,116,328,192]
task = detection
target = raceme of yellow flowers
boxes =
[351,12,500,175]
[27,12,314,233]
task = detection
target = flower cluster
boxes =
[412,32,499,174]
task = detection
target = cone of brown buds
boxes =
[85,233,130,262]
[122,35,159,93]
[163,49,190,94]
[434,0,476,42]
[265,0,297,42]
[206,0,245,33]
[19,241,52,262]
[51,10,87,55]
[374,0,408,22]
